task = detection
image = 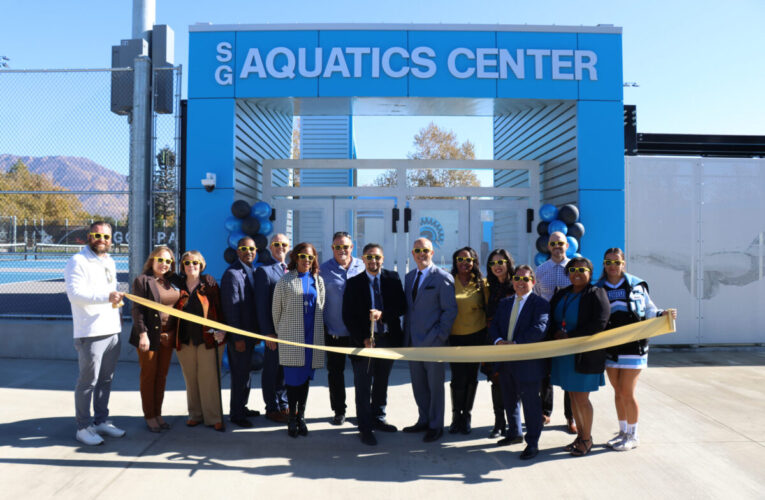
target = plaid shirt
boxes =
[534,257,570,301]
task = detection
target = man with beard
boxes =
[64,221,126,445]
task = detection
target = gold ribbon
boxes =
[126,293,675,363]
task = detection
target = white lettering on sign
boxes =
[213,45,600,84]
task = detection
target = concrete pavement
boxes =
[0,349,764,499]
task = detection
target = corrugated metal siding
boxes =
[234,100,292,202]
[494,102,578,206]
[300,116,352,186]
[295,210,327,262]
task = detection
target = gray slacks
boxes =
[409,360,445,429]
[74,333,121,429]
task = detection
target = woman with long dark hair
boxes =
[595,247,676,451]
[448,246,489,434]
[272,242,326,437]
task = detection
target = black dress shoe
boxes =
[373,420,398,433]
[423,427,443,442]
[244,408,261,418]
[402,422,429,433]
[497,435,524,446]
[520,445,539,460]
[231,417,253,428]
[360,431,378,446]
[330,414,345,426]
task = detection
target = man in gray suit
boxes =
[402,237,458,442]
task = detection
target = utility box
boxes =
[152,24,175,115]
[110,38,147,115]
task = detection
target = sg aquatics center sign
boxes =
[189,25,622,100]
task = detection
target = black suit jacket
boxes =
[342,269,406,348]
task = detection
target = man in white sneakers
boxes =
[64,221,126,445]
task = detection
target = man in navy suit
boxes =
[254,233,291,423]
[489,264,550,460]
[402,237,458,442]
[343,243,406,446]
[221,236,260,428]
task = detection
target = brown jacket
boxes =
[174,274,225,350]
[130,273,181,351]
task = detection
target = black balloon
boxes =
[568,222,585,239]
[537,221,549,236]
[558,204,580,224]
[231,200,251,219]
[241,216,261,236]
[254,234,268,250]
[536,235,551,254]
[257,249,272,265]
[223,247,237,264]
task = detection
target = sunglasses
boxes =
[549,241,566,247]
[297,253,315,262]
[238,246,256,252]
[489,259,508,266]
[512,275,534,282]
[89,232,111,241]
[363,254,382,261]
[271,242,289,248]
[568,267,591,274]
[456,256,475,263]
[154,257,173,264]
[412,248,431,254]
[603,259,625,266]
[332,244,351,250]
[183,260,201,267]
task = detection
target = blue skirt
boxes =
[551,354,605,392]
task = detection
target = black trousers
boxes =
[325,334,349,415]
[227,338,255,420]
[351,355,394,433]
[449,330,486,390]
[541,374,573,420]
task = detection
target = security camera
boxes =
[201,172,216,192]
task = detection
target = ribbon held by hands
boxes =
[125,293,675,363]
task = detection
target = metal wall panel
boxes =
[299,116,352,186]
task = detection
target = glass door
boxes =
[469,199,533,268]
[334,198,398,271]
[408,200,469,273]
[272,199,333,265]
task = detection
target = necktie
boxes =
[281,263,287,274]
[412,270,422,302]
[507,297,520,341]
[373,276,383,334]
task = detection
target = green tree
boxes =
[0,159,88,222]
[374,122,480,188]
[154,146,177,225]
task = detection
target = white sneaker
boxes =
[606,431,627,448]
[76,426,104,446]
[613,433,639,451]
[94,421,126,438]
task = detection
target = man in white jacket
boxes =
[64,221,126,445]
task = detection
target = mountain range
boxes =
[0,154,129,218]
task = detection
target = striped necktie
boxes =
[507,297,520,341]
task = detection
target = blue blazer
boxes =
[254,261,284,337]
[404,266,458,347]
[220,260,257,343]
[488,293,550,382]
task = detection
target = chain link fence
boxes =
[0,67,182,317]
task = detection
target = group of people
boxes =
[64,221,675,461]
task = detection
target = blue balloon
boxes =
[252,201,272,220]
[534,252,549,267]
[539,203,558,222]
[547,219,568,235]
[221,348,230,371]
[224,215,242,233]
[227,230,246,249]
[573,252,583,259]
[566,236,579,257]
[257,219,273,236]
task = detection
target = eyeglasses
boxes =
[154,257,173,264]
[549,241,566,247]
[603,259,625,266]
[512,276,533,282]
[297,253,315,262]
[238,246,256,252]
[488,259,508,266]
[89,232,111,241]
[412,248,431,254]
[183,260,201,267]
[568,267,591,274]
[332,244,351,250]
[271,242,289,248]
[363,254,382,261]
[456,256,475,263]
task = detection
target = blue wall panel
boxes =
[185,187,235,282]
[189,31,236,99]
[577,33,623,101]
[578,189,624,267]
[577,100,625,191]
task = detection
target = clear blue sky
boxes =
[2,0,764,172]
